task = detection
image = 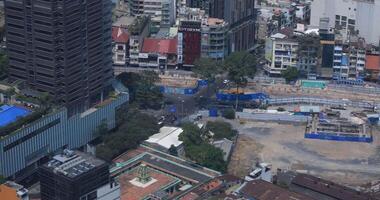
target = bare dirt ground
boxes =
[227,120,380,186]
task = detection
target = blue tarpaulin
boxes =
[305,132,372,143]
[0,105,31,127]
[216,92,269,101]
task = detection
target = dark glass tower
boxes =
[4,0,113,113]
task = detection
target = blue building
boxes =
[0,93,128,179]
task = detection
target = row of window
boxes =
[3,119,61,152]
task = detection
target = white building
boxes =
[310,0,380,44]
[128,0,176,27]
[112,27,129,66]
[145,126,184,155]
[264,33,299,75]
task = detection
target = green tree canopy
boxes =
[206,121,237,140]
[179,122,227,172]
[117,71,163,109]
[281,67,299,83]
[96,110,160,162]
[224,51,257,89]
[193,58,220,81]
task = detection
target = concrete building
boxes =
[294,3,311,24]
[0,92,128,180]
[129,17,151,67]
[128,0,176,27]
[110,145,220,199]
[310,0,380,44]
[139,38,178,70]
[224,0,256,53]
[201,18,228,60]
[112,27,130,66]
[39,150,120,200]
[178,8,203,67]
[145,126,184,155]
[4,0,113,114]
[264,33,298,75]
[0,181,29,200]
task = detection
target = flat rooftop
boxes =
[0,105,31,127]
[112,146,220,184]
[43,150,105,179]
[292,174,370,200]
[119,165,180,200]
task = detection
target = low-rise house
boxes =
[365,54,380,81]
[112,26,130,66]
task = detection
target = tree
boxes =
[222,108,235,120]
[193,58,220,82]
[179,122,227,173]
[179,122,204,146]
[206,121,237,140]
[193,58,220,97]
[96,110,160,162]
[224,52,257,109]
[117,71,163,109]
[281,67,299,83]
[168,145,178,156]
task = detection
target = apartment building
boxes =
[4,0,113,114]
[264,33,298,75]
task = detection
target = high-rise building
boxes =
[127,0,176,27]
[186,0,256,53]
[4,0,113,114]
[310,0,380,44]
[201,18,228,60]
[39,150,120,200]
[217,0,256,53]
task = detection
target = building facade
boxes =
[224,0,256,53]
[264,33,298,75]
[39,150,120,200]
[178,21,202,67]
[112,27,130,66]
[201,18,228,60]
[310,0,380,44]
[0,94,128,179]
[4,0,113,113]
[127,0,176,27]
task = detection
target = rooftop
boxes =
[145,126,183,149]
[141,38,177,55]
[366,54,380,71]
[0,105,31,128]
[119,164,180,200]
[112,26,129,43]
[112,145,220,184]
[292,174,370,200]
[240,180,313,200]
[43,150,105,179]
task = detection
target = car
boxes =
[223,79,230,84]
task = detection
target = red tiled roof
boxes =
[142,38,177,55]
[112,26,129,43]
[366,55,380,71]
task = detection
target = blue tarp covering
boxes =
[159,79,208,95]
[216,92,269,101]
[305,132,373,143]
[209,108,218,117]
[0,105,31,127]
